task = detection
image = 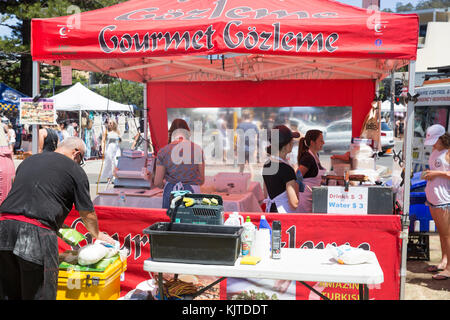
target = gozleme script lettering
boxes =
[99,0,340,54]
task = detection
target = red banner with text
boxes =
[59,206,401,300]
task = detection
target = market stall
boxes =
[50,82,133,113]
[31,0,419,300]
[60,206,401,300]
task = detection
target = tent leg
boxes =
[390,70,395,136]
[79,108,82,140]
[143,83,148,163]
[399,60,416,300]
[32,61,40,154]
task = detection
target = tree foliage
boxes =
[0,1,126,96]
[395,0,450,12]
[92,78,144,110]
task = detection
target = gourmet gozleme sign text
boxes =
[99,0,340,54]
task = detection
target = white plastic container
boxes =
[429,220,436,232]
[241,216,256,256]
[414,220,421,232]
[224,212,244,226]
[253,229,271,259]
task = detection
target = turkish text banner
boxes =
[59,207,401,300]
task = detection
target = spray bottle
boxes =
[241,216,256,256]
[271,220,282,259]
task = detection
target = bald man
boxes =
[0,137,114,300]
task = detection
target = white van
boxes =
[412,80,450,172]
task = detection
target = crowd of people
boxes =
[155,116,329,214]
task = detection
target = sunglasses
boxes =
[75,148,85,167]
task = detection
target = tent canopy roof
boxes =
[31,0,418,83]
[51,82,133,112]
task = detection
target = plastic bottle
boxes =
[259,215,272,250]
[259,215,271,232]
[414,220,420,232]
[118,191,126,206]
[429,220,436,233]
[241,216,256,256]
[224,212,244,226]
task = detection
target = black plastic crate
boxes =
[143,222,243,266]
[407,233,430,261]
[168,194,224,225]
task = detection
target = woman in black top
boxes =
[296,130,326,212]
[38,125,59,152]
[262,125,300,213]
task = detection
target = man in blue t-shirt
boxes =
[236,112,259,174]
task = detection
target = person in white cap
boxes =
[422,124,449,280]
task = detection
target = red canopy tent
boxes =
[31,0,418,152]
[31,0,419,300]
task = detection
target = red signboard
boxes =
[32,0,418,61]
[59,206,401,300]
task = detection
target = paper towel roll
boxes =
[252,229,271,259]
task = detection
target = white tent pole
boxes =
[32,61,40,154]
[399,60,416,300]
[143,82,148,164]
[390,70,395,133]
[79,107,82,140]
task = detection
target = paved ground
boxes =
[406,234,450,300]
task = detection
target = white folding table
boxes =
[143,248,384,300]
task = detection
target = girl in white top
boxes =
[422,124,450,280]
[100,119,122,183]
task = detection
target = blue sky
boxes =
[0,0,423,38]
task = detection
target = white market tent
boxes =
[51,82,133,112]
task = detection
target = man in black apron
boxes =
[0,137,114,300]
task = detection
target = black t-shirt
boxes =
[0,152,94,231]
[262,160,296,212]
[43,128,59,152]
[298,152,324,178]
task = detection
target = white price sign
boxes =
[327,186,368,214]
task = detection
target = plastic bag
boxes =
[295,169,305,192]
[360,101,381,152]
[57,227,86,247]
[326,244,375,265]
[95,239,120,258]
[78,243,109,266]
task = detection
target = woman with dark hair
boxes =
[262,125,300,213]
[422,125,449,280]
[38,125,59,153]
[154,119,205,209]
[296,129,326,213]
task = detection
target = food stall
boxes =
[31,0,419,300]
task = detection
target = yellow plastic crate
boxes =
[57,258,127,300]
